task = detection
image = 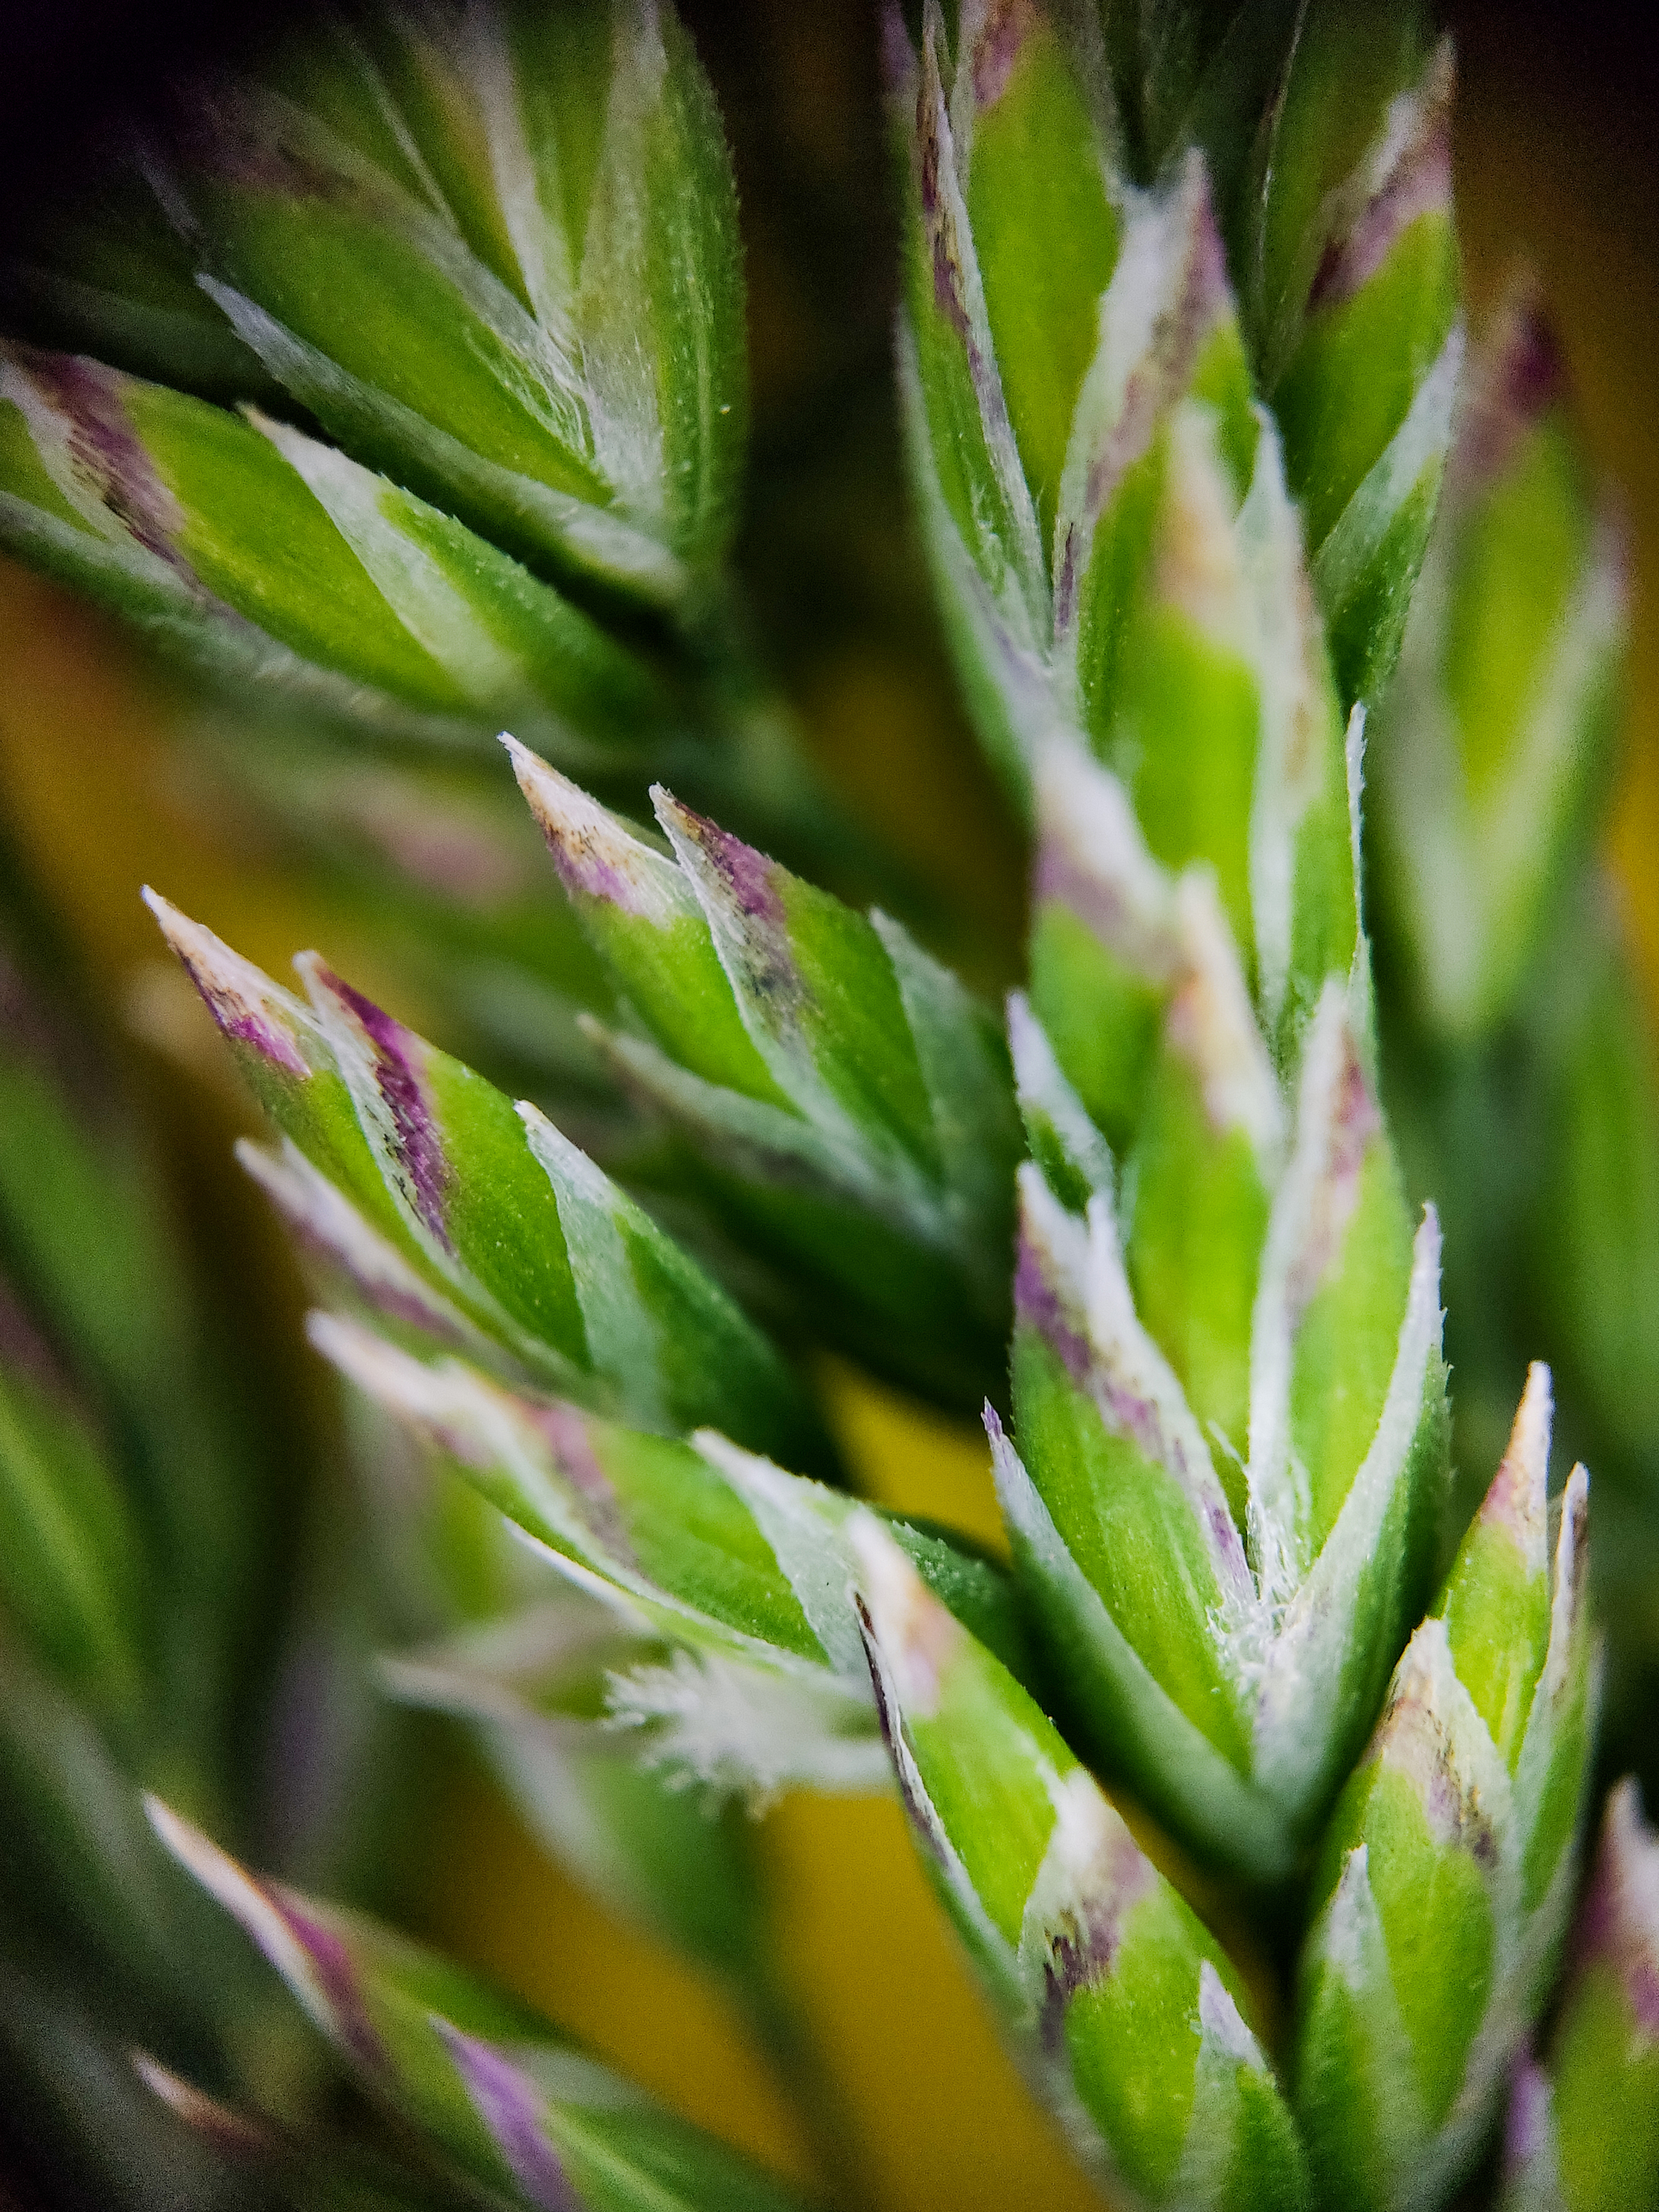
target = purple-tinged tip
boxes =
[1166,876,1282,1159]
[166,70,364,207]
[1031,747,1180,982]
[1478,1362,1551,1573]
[650,787,803,1015]
[1502,2059,1555,2180]
[1013,1173,1090,1386]
[11,347,188,569]
[1014,1178,1238,1565]
[970,0,1038,110]
[144,1797,383,2073]
[1282,1002,1381,1326]
[142,890,310,1078]
[651,788,786,930]
[1576,1778,1659,2039]
[298,956,450,1247]
[1380,1630,1499,1866]
[1307,42,1454,317]
[912,26,975,346]
[879,0,919,96]
[1056,156,1231,599]
[437,2026,579,2212]
[306,1320,629,1579]
[1452,283,1568,495]
[522,1399,636,1567]
[1034,1772,1156,2031]
[271,1895,386,2075]
[505,739,678,922]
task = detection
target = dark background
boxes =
[5,2,1658,214]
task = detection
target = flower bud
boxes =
[1509,1779,1659,2212]
[149,1799,809,2212]
[890,0,1461,809]
[143,0,746,604]
[1371,288,1627,1041]
[146,893,818,1463]
[1294,1368,1598,2210]
[0,344,672,760]
[852,1514,1310,2210]
[1007,745,1444,1882]
[507,742,1023,1411]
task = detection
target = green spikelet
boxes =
[2,6,1650,2211]
[887,0,1459,805]
[507,742,1022,1408]
[1497,1779,1659,2212]
[1293,1368,1597,2209]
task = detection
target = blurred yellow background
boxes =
[2,14,1657,2209]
